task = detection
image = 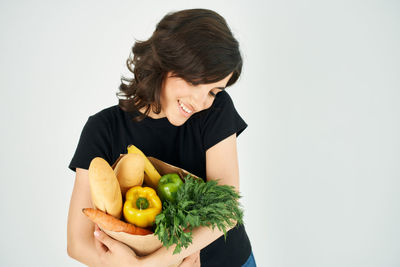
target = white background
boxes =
[0,0,399,266]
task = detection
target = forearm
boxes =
[68,233,102,267]
[67,168,104,267]
[142,225,232,267]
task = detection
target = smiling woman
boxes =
[68,8,255,267]
[147,71,233,126]
[116,8,242,124]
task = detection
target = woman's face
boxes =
[151,71,233,126]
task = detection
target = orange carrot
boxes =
[82,208,153,236]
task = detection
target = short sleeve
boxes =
[68,114,113,172]
[202,91,248,151]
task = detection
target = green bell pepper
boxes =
[157,173,184,203]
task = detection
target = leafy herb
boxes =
[154,175,244,254]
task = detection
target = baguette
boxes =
[88,157,122,218]
[82,208,153,236]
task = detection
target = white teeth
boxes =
[179,101,193,114]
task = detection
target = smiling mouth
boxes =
[178,100,193,115]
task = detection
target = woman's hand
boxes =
[93,225,140,267]
[179,251,201,267]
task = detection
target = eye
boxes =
[209,91,217,97]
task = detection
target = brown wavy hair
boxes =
[117,8,243,122]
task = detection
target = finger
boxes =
[94,225,108,252]
[93,225,108,254]
[94,233,108,254]
[190,250,200,261]
[179,251,200,266]
[193,251,201,266]
[194,254,200,266]
[94,229,115,252]
[179,256,191,266]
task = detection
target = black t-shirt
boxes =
[69,90,252,266]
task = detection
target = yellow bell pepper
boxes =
[123,186,162,228]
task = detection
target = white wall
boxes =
[0,0,399,266]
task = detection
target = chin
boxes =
[167,116,187,126]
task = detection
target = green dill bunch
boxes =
[154,175,244,254]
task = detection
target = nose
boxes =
[190,87,211,111]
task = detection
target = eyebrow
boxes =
[215,87,226,90]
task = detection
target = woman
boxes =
[67,8,256,267]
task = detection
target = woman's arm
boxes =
[137,133,240,267]
[67,168,105,266]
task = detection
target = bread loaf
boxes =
[88,157,122,218]
[114,153,145,196]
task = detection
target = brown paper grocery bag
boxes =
[101,228,162,256]
[97,154,201,266]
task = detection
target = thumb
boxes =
[94,229,116,252]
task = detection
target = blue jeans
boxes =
[242,251,257,267]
